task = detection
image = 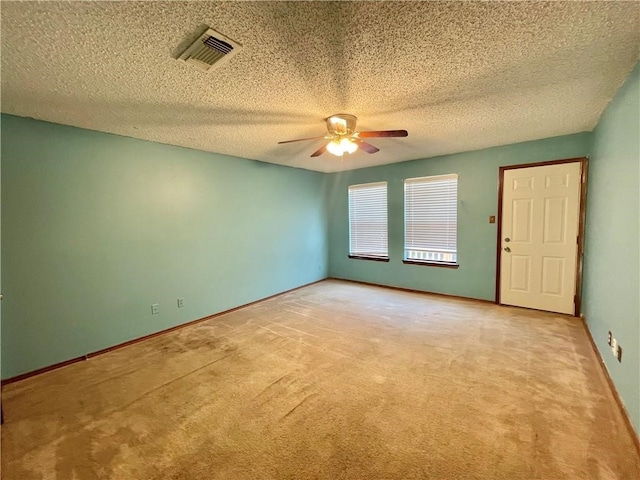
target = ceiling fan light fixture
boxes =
[327,137,358,156]
[278,113,406,158]
[341,138,358,154]
[326,139,344,156]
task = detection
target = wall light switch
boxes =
[151,303,159,315]
[177,298,184,308]
[489,215,496,224]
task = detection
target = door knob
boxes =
[505,238,511,242]
[504,246,511,252]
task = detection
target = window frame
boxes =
[403,173,459,268]
[348,181,389,262]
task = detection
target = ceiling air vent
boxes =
[177,28,241,72]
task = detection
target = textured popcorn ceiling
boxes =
[1,2,639,173]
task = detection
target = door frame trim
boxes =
[495,157,588,316]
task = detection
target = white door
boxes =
[500,162,582,315]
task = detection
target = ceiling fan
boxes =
[278,114,408,157]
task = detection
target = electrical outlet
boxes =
[177,297,184,308]
[617,345,622,363]
[607,331,612,346]
[611,338,617,356]
[151,303,159,315]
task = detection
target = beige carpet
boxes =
[2,279,638,479]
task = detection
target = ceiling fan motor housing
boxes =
[326,114,357,136]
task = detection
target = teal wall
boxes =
[326,133,591,300]
[583,62,640,434]
[1,115,328,378]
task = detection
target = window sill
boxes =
[349,255,390,263]
[402,260,459,269]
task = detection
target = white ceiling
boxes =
[1,1,638,173]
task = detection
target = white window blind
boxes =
[404,174,458,263]
[348,182,388,258]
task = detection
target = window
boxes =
[404,174,458,265]
[348,182,388,260]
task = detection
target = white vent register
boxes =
[178,28,241,72]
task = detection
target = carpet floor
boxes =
[2,279,638,479]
